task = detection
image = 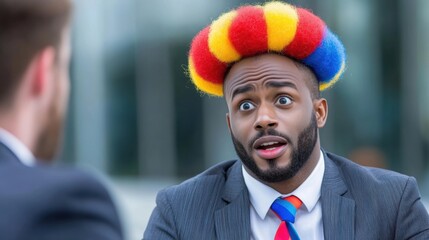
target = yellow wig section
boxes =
[189,58,224,96]
[320,62,346,91]
[208,11,241,63]
[264,2,298,51]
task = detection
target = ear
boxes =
[226,113,232,132]
[31,47,55,96]
[313,98,328,128]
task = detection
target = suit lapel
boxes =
[321,152,355,240]
[215,161,251,240]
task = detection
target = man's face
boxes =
[34,29,71,161]
[224,54,322,183]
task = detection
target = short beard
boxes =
[231,114,318,183]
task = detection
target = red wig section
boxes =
[190,27,228,84]
[229,6,268,57]
[283,8,325,60]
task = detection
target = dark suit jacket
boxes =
[0,142,123,240]
[144,151,429,239]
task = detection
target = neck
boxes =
[0,107,39,155]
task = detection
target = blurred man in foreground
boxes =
[0,0,123,239]
[144,1,429,239]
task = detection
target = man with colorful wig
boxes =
[144,1,429,239]
[0,0,123,239]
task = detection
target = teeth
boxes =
[261,141,278,147]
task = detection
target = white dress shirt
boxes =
[0,128,36,166]
[242,150,325,240]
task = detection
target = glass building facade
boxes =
[64,1,429,238]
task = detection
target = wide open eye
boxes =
[276,96,292,106]
[239,101,255,111]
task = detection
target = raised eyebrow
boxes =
[265,81,298,90]
[231,85,254,101]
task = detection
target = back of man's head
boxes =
[0,0,72,107]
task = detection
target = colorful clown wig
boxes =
[188,1,346,96]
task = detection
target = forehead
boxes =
[223,54,309,99]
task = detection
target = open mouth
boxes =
[253,136,288,160]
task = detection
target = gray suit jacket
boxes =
[0,142,124,240]
[144,151,429,239]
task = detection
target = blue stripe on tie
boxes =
[286,221,300,240]
[271,198,296,222]
[277,199,297,217]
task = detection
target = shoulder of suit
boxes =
[326,151,411,192]
[39,165,113,198]
[0,163,111,201]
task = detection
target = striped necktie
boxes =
[270,195,302,240]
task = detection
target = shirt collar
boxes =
[242,150,325,220]
[0,128,36,166]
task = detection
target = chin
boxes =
[255,152,291,169]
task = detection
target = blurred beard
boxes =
[231,114,318,183]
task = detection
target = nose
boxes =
[253,104,278,131]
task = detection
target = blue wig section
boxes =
[302,27,346,83]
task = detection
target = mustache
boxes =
[248,129,292,150]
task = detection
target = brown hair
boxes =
[0,0,72,105]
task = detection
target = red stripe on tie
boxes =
[274,221,291,240]
[284,195,302,210]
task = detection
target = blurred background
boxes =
[62,0,429,239]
